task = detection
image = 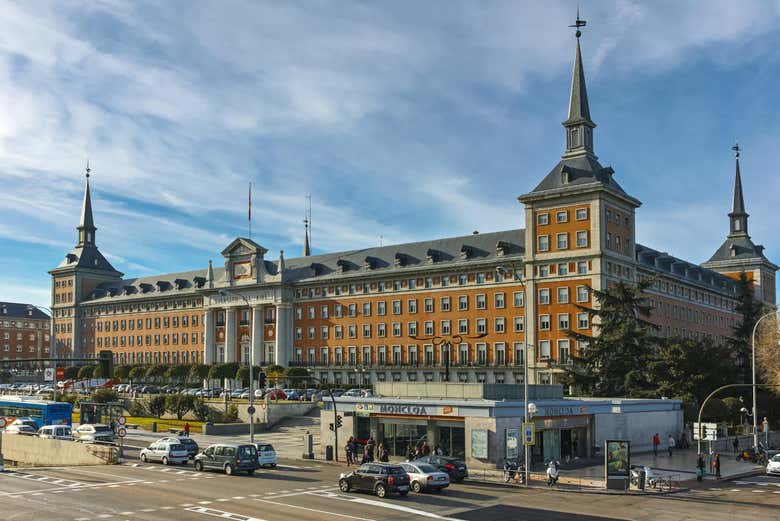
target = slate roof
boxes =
[635,243,738,294]
[51,244,123,275]
[705,235,773,265]
[525,155,632,200]
[0,302,50,320]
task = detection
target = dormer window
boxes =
[570,128,580,148]
[561,171,569,184]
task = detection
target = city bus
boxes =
[0,396,72,428]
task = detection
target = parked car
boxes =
[159,436,199,459]
[37,425,74,441]
[140,440,189,465]
[194,443,260,475]
[10,418,40,431]
[343,388,363,397]
[400,462,450,492]
[255,443,277,467]
[414,455,468,483]
[767,454,780,475]
[339,463,410,498]
[5,424,36,435]
[74,424,116,444]
[265,389,286,400]
[282,389,299,400]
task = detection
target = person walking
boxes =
[713,452,721,480]
[379,443,389,462]
[732,436,739,455]
[667,433,676,457]
[652,433,660,456]
[696,453,705,482]
[345,436,354,466]
[366,437,375,462]
[183,422,191,437]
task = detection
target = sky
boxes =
[1,0,780,307]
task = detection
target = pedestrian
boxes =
[713,452,721,480]
[667,433,676,457]
[379,443,389,462]
[652,433,660,456]
[183,421,191,437]
[407,444,416,462]
[434,444,443,456]
[696,453,705,482]
[345,436,354,465]
[366,437,375,462]
[732,436,739,454]
[350,438,359,464]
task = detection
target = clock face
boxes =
[233,261,252,279]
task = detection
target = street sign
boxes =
[693,422,718,441]
[0,417,7,429]
[247,406,256,415]
[117,427,127,438]
[523,422,535,446]
[44,368,54,382]
[56,367,65,380]
[117,416,127,426]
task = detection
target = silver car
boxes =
[140,441,189,465]
[400,462,450,492]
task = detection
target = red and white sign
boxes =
[56,367,65,380]
[117,416,127,426]
[0,417,7,429]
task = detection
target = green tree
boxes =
[236,366,250,387]
[147,395,167,418]
[192,397,211,422]
[222,362,239,381]
[165,394,195,420]
[129,365,147,382]
[729,272,764,383]
[91,388,119,403]
[265,364,285,386]
[92,364,107,379]
[566,280,657,397]
[190,364,210,383]
[165,364,191,382]
[208,364,225,381]
[78,365,96,379]
[114,365,132,380]
[286,366,311,387]
[0,370,12,383]
[145,364,168,381]
[63,366,80,380]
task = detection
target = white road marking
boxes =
[232,496,246,499]
[185,506,266,521]
[251,497,376,521]
[119,512,135,516]
[308,490,463,520]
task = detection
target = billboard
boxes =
[605,440,630,477]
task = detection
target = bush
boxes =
[63,366,80,380]
[77,365,96,379]
[129,366,147,381]
[129,399,148,417]
[91,388,119,403]
[192,398,211,422]
[147,395,167,418]
[165,394,195,420]
[225,404,239,423]
[58,393,79,406]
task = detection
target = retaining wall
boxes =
[0,433,119,466]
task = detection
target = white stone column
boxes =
[203,309,215,364]
[251,306,263,366]
[224,307,237,363]
[275,303,293,367]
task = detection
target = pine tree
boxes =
[565,279,657,397]
[729,272,764,383]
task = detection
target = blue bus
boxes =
[0,396,72,429]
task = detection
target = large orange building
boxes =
[49,28,776,387]
[0,302,50,363]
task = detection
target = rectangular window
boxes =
[514,343,524,365]
[295,307,302,320]
[458,274,468,286]
[556,233,568,249]
[424,321,434,336]
[558,340,571,364]
[441,297,451,312]
[321,305,329,319]
[539,288,550,305]
[539,265,549,277]
[334,304,342,318]
[577,285,589,302]
[348,325,357,338]
[362,324,372,338]
[308,326,315,340]
[334,326,343,339]
[407,299,417,313]
[362,302,371,317]
[476,272,486,284]
[494,317,505,333]
[558,313,570,330]
[513,291,524,307]
[577,261,588,274]
[576,231,588,247]
[424,298,434,312]
[295,327,302,340]
[575,208,588,220]
[494,292,505,308]
[540,340,551,358]
[321,325,329,339]
[378,323,387,337]
[308,306,315,319]
[476,294,486,309]
[557,263,568,276]
[606,232,612,249]
[425,277,433,288]
[408,278,417,289]
[392,323,402,336]
[537,213,549,225]
[458,319,469,334]
[392,300,402,314]
[441,320,451,335]
[513,316,524,332]
[539,314,551,330]
[557,287,569,304]
[377,301,386,315]
[538,235,549,251]
[577,312,590,329]
[458,295,469,311]
[407,322,417,336]
[476,343,487,365]
[408,345,418,365]
[556,210,568,223]
[476,318,487,334]
[495,343,506,365]
[348,303,357,317]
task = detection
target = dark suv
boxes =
[339,463,410,498]
[414,455,468,483]
[194,443,259,476]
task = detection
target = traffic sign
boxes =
[117,416,127,426]
[44,368,54,381]
[523,422,535,446]
[693,422,718,441]
[56,367,65,380]
[247,406,256,415]
[0,417,7,429]
[117,427,127,438]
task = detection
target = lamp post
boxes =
[218,289,256,444]
[29,304,56,401]
[751,310,779,448]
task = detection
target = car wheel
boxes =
[162,457,169,466]
[339,479,350,492]
[224,463,234,476]
[194,460,204,472]
[375,484,386,498]
[412,481,422,493]
[140,453,148,463]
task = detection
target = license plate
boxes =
[398,485,409,491]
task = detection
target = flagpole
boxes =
[248,181,252,239]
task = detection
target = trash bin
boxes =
[325,445,334,461]
[151,421,157,433]
[638,469,646,490]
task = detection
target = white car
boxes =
[38,425,73,441]
[256,443,277,467]
[400,462,450,492]
[140,440,189,465]
[767,454,780,475]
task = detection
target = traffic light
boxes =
[329,423,334,432]
[98,350,114,378]
[336,415,343,429]
[257,371,267,389]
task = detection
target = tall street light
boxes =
[29,304,56,401]
[751,310,779,448]
[496,265,532,486]
[218,289,257,444]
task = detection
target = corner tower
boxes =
[702,145,777,305]
[49,165,123,359]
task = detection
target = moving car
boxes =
[767,454,780,476]
[10,418,40,431]
[74,424,116,443]
[255,443,277,467]
[414,455,468,483]
[37,425,73,440]
[339,463,410,498]
[159,436,199,459]
[5,424,36,435]
[399,462,450,492]
[194,443,259,475]
[140,440,189,465]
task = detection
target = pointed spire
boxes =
[207,259,214,288]
[562,10,596,159]
[303,218,311,257]
[728,142,749,237]
[278,250,286,274]
[77,160,96,246]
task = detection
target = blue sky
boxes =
[2,0,780,306]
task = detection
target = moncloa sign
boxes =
[379,404,429,415]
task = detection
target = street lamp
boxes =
[28,304,56,401]
[217,289,257,444]
[751,310,779,449]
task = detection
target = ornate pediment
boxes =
[221,237,268,258]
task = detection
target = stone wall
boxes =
[1,433,119,466]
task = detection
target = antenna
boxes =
[248,180,252,239]
[569,7,587,38]
[732,141,740,158]
[306,194,312,248]
[85,159,91,179]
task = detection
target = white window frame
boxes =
[557,287,569,304]
[575,208,588,220]
[556,210,568,223]
[538,235,550,252]
[556,232,568,249]
[539,314,551,330]
[537,213,549,225]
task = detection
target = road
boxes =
[2,457,779,521]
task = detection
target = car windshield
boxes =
[772,455,780,462]
[416,464,437,473]
[238,446,257,458]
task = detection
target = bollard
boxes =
[151,421,157,433]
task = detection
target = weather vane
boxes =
[85,159,91,179]
[732,141,740,158]
[569,7,587,38]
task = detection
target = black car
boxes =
[339,463,411,498]
[414,455,468,483]
[159,436,199,458]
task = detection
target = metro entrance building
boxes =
[321,383,682,469]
